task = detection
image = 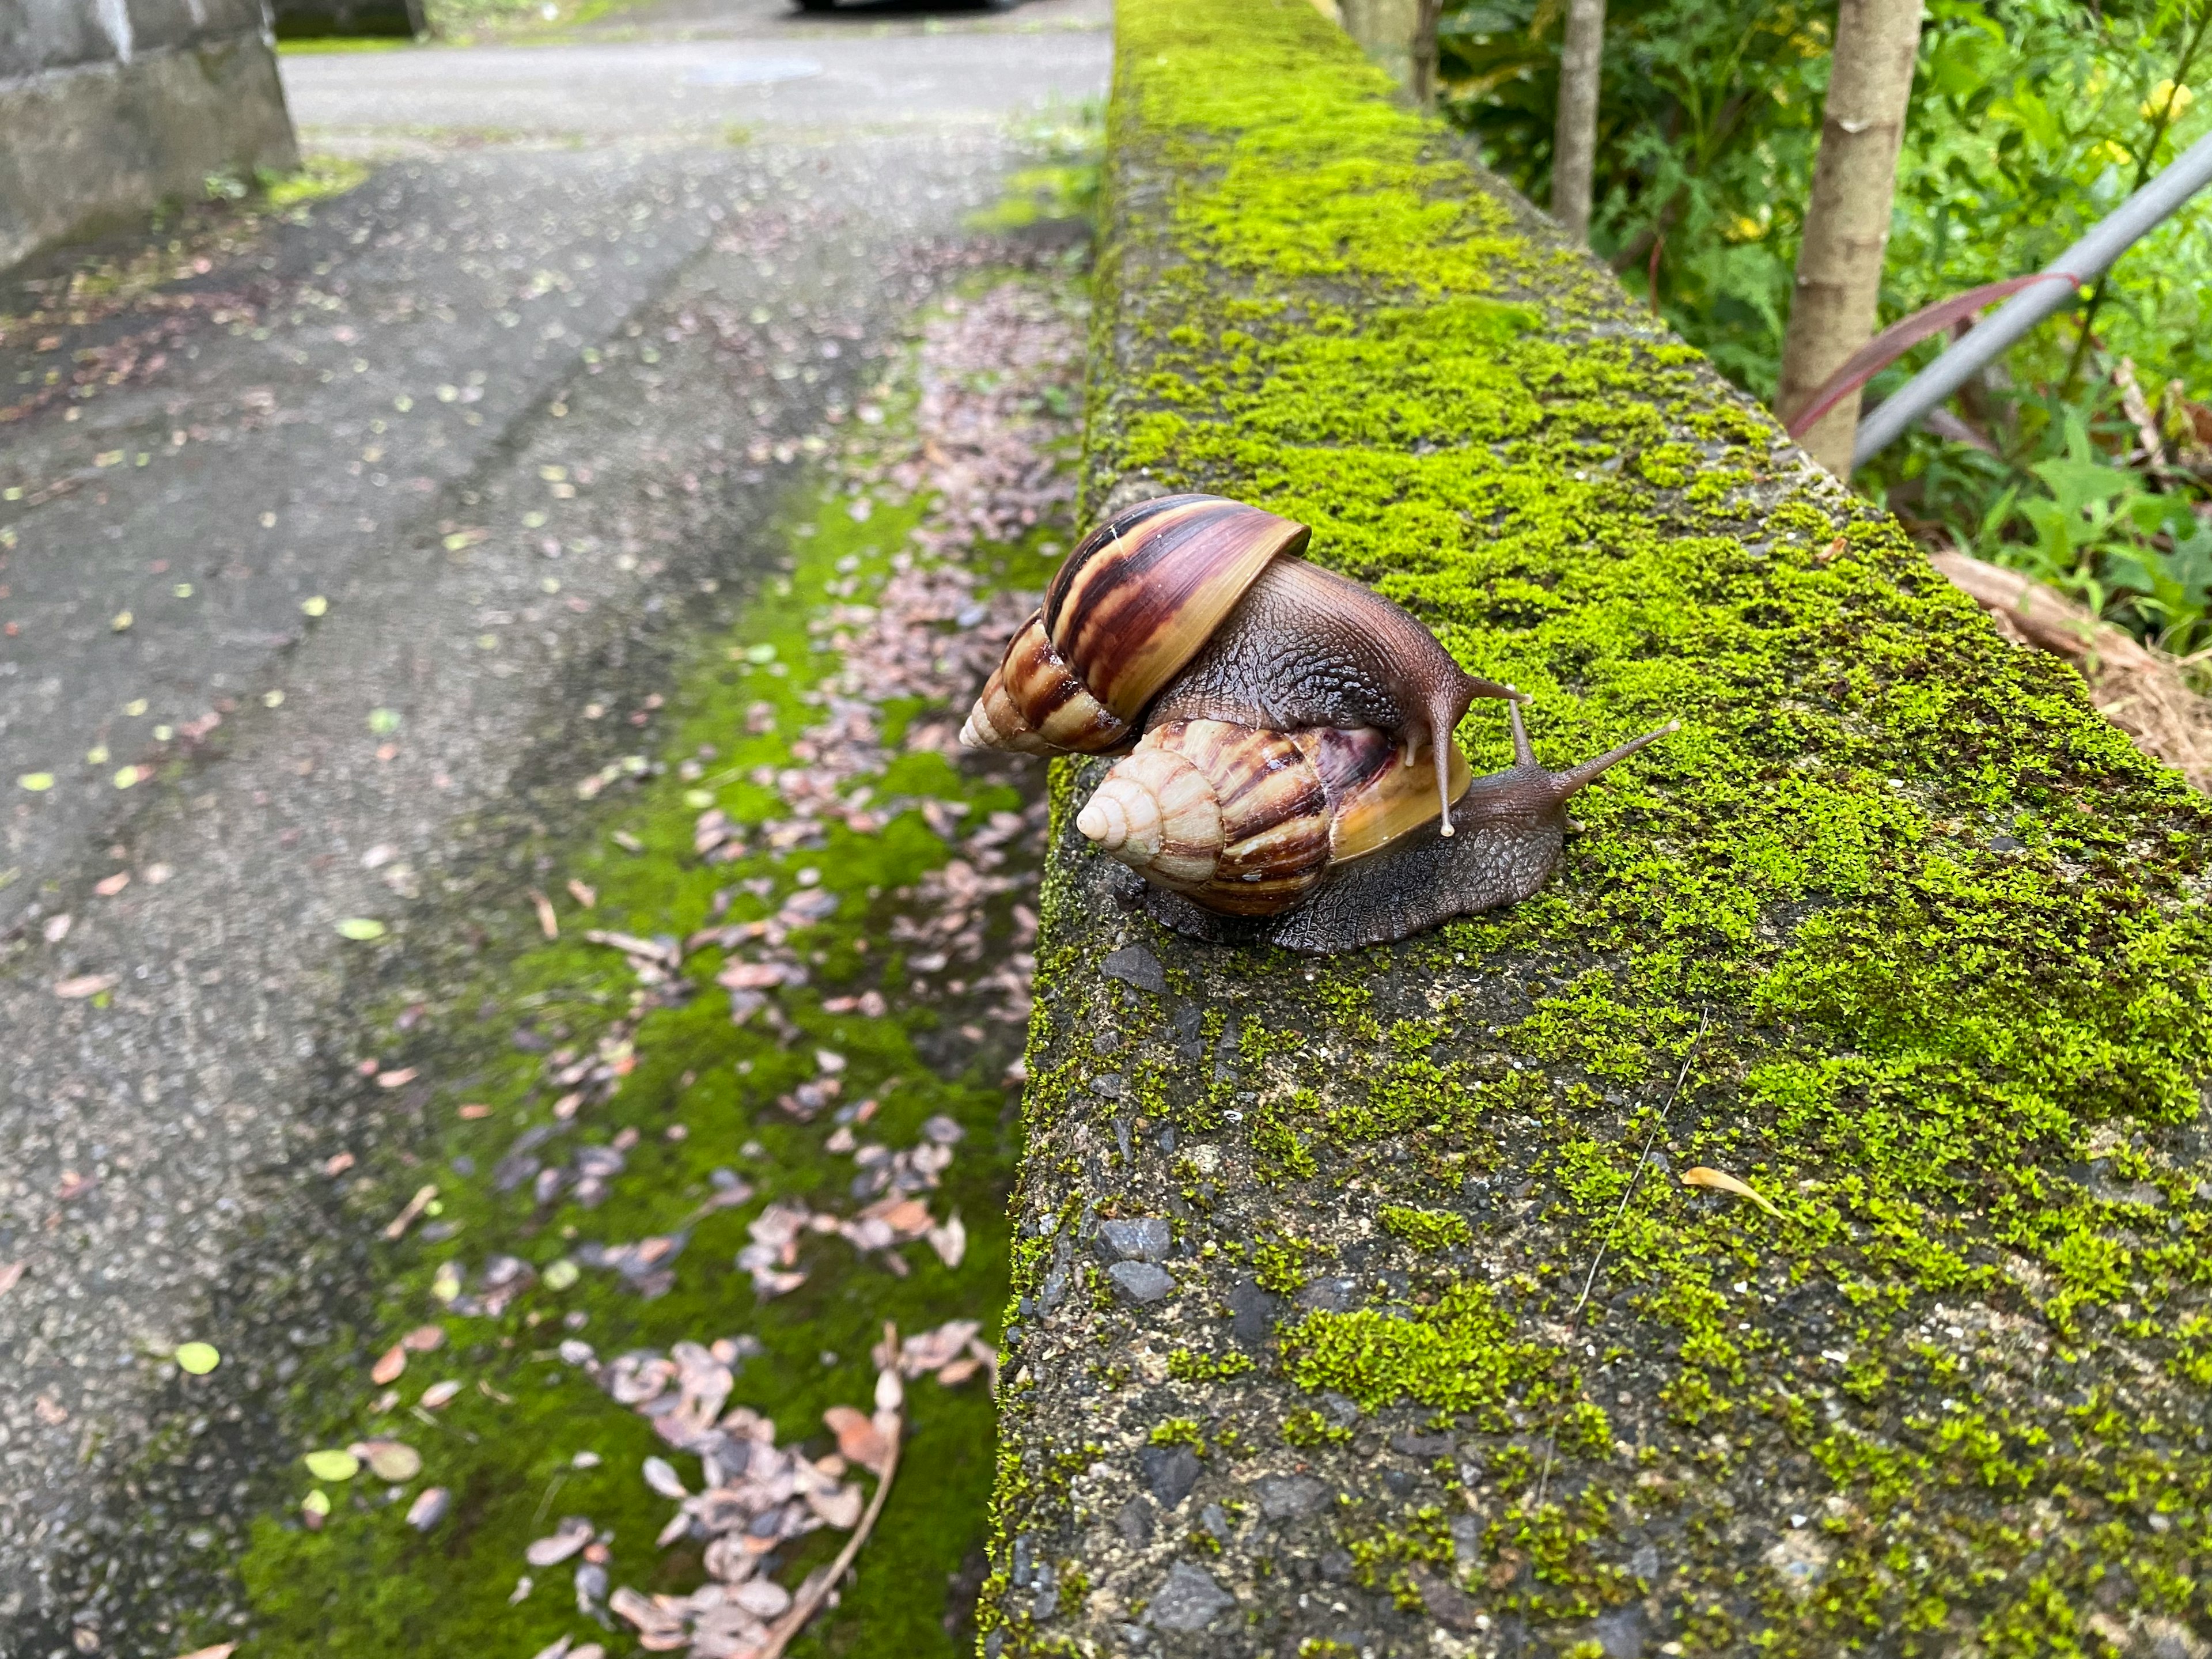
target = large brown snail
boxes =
[960,494,1673,952]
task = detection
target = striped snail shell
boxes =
[960,494,1518,834]
[1074,718,1472,918]
[960,495,1308,756]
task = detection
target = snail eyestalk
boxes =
[1547,717,1680,801]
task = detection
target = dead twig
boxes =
[756,1371,905,1659]
[1533,1012,1707,1511]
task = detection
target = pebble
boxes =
[1147,1560,1237,1634]
[1107,1260,1175,1304]
[1095,1217,1172,1263]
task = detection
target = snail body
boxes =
[1119,706,1676,953]
[959,493,1673,951]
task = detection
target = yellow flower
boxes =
[2143,80,2195,122]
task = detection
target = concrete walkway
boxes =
[0,2,1105,1646]
[284,0,1109,146]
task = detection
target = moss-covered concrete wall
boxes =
[978,2,2212,1654]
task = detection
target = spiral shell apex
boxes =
[960,495,1308,755]
[1079,721,1330,914]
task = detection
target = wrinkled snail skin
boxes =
[1115,705,1678,952]
[1145,557,1518,834]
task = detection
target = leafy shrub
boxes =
[1440,0,2212,654]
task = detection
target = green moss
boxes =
[218,281,1075,1658]
[1166,1348,1256,1382]
[1251,1226,1328,1296]
[1282,1283,1559,1423]
[988,0,2212,1650]
[1280,1409,1351,1450]
[1377,1204,1474,1251]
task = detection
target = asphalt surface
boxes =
[285,0,1110,148]
[0,1,1107,1645]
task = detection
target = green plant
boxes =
[1441,0,2212,658]
[1976,413,2212,651]
[971,99,1107,233]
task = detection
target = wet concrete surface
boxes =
[0,0,1107,1645]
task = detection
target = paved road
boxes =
[283,0,1110,146]
[0,2,1106,1646]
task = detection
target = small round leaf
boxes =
[304,1448,361,1482]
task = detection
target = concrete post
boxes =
[0,0,299,271]
[1338,0,1438,105]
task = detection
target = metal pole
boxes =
[1851,127,2212,468]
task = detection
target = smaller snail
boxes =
[960,494,1518,833]
[1099,704,1676,953]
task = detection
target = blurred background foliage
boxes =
[1440,0,2212,658]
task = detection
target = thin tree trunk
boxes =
[1551,0,1607,242]
[1775,0,1925,475]
[1340,0,1441,105]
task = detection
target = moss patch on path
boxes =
[215,268,1086,1658]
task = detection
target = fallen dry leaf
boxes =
[321,1151,356,1177]
[823,1405,891,1476]
[530,888,559,939]
[55,974,118,999]
[401,1324,446,1352]
[371,1343,407,1385]
[376,1067,418,1089]
[525,1516,594,1567]
[878,1198,930,1236]
[567,878,597,907]
[0,1261,24,1297]
[927,1212,967,1268]
[357,1440,422,1482]
[807,1484,863,1528]
[93,871,130,897]
[1681,1165,1781,1217]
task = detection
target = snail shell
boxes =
[961,495,1308,755]
[1075,718,1472,917]
[960,494,1517,834]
